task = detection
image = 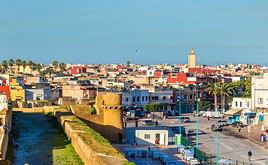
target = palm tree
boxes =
[36,64,42,74]
[1,60,8,73]
[219,83,238,112]
[206,83,221,111]
[8,59,14,73]
[22,60,27,72]
[59,62,66,71]
[52,60,58,70]
[27,60,34,74]
[15,59,22,73]
[27,60,33,66]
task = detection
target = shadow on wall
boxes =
[80,118,123,143]
[70,93,124,143]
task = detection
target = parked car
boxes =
[139,119,156,126]
[211,124,223,132]
[193,111,204,117]
[232,121,245,127]
[181,116,191,123]
[189,158,200,165]
[216,120,229,127]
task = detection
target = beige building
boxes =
[251,73,268,110]
[188,48,196,68]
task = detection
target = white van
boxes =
[205,111,223,118]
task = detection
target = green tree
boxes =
[15,59,22,73]
[36,64,42,74]
[59,62,66,71]
[22,60,27,72]
[1,60,8,73]
[27,60,33,66]
[206,83,221,111]
[126,60,130,67]
[144,103,161,119]
[27,60,34,74]
[219,82,238,111]
[52,60,59,70]
[198,101,212,111]
[230,77,251,98]
[8,59,14,73]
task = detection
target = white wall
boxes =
[135,129,168,146]
[122,89,149,107]
[232,97,251,109]
[252,74,268,109]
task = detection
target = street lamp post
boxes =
[196,83,200,149]
[177,88,182,135]
[216,130,219,165]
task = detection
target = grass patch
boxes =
[45,114,84,165]
[62,115,124,158]
[52,131,84,165]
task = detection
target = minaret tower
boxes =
[188,48,196,68]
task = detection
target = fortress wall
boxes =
[54,109,127,165]
[71,93,124,142]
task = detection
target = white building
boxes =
[251,73,268,110]
[146,69,155,77]
[140,86,175,111]
[135,127,169,146]
[121,89,149,108]
[0,94,8,111]
[232,97,251,110]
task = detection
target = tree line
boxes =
[206,78,251,111]
[0,59,67,75]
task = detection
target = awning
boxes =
[224,109,243,116]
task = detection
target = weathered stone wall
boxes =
[54,109,127,165]
[0,109,12,160]
[70,93,124,142]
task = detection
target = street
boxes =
[159,116,268,165]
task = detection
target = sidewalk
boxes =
[222,125,268,147]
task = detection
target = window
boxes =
[125,97,129,102]
[133,96,136,102]
[247,101,250,107]
[240,102,242,107]
[137,96,140,102]
[146,96,148,101]
[155,96,159,100]
[184,95,187,99]
[235,101,238,107]
[163,96,166,100]
[189,94,193,99]
[142,96,145,101]
[257,98,263,104]
[144,134,150,139]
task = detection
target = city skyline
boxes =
[1,1,268,65]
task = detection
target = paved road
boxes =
[12,112,82,165]
[159,116,268,165]
[13,112,56,165]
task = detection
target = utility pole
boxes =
[196,83,200,149]
[177,88,182,135]
[216,130,219,165]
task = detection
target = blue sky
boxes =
[0,0,268,65]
